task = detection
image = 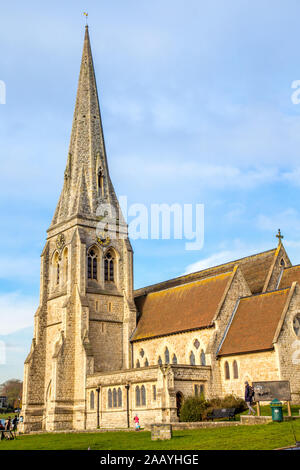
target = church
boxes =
[20,27,300,432]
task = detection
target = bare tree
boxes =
[0,379,23,409]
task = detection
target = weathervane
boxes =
[83,11,88,26]
[276,229,284,245]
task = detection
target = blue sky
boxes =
[1,0,300,381]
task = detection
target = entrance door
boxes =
[176,391,184,417]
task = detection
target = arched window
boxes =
[87,247,98,280]
[104,251,114,282]
[190,351,195,365]
[98,167,104,197]
[233,360,239,379]
[136,386,140,406]
[200,350,206,366]
[172,354,177,365]
[280,258,285,267]
[108,389,112,408]
[158,356,162,366]
[113,388,117,407]
[53,252,60,286]
[225,361,230,380]
[136,360,140,368]
[141,385,146,406]
[117,388,122,407]
[164,348,170,364]
[63,248,68,284]
[144,358,149,367]
[90,391,94,410]
[152,385,156,401]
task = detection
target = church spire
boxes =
[50,26,120,228]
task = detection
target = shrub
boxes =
[179,394,247,422]
[179,396,210,422]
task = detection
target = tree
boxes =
[0,379,23,409]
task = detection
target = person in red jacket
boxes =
[134,414,140,431]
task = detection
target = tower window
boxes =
[56,262,60,285]
[87,248,98,280]
[98,167,104,197]
[104,252,114,282]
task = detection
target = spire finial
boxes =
[276,229,284,245]
[83,12,88,26]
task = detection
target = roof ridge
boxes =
[134,247,277,297]
[239,286,291,301]
[283,263,300,270]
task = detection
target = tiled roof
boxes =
[132,271,233,341]
[279,265,300,289]
[218,288,291,356]
[134,248,277,297]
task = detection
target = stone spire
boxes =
[50,26,120,228]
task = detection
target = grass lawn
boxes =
[1,420,300,450]
[238,404,300,418]
[0,413,16,419]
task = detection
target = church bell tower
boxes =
[20,26,137,432]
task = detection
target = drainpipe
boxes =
[125,384,130,428]
[96,387,100,428]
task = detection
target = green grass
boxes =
[235,404,300,420]
[1,420,300,450]
[0,412,15,419]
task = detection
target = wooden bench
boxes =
[207,407,236,421]
[0,430,16,440]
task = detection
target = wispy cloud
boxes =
[0,293,36,335]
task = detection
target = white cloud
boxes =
[0,292,36,335]
[184,249,246,274]
[257,209,300,234]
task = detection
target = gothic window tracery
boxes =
[87,247,98,280]
[104,251,114,282]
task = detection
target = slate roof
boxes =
[218,288,291,356]
[132,271,234,341]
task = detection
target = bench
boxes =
[0,430,16,440]
[207,407,236,421]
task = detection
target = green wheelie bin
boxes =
[270,399,283,422]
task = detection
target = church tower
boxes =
[20,27,137,432]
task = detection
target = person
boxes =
[12,415,18,437]
[134,414,140,431]
[4,416,11,431]
[245,381,256,415]
[0,420,5,440]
